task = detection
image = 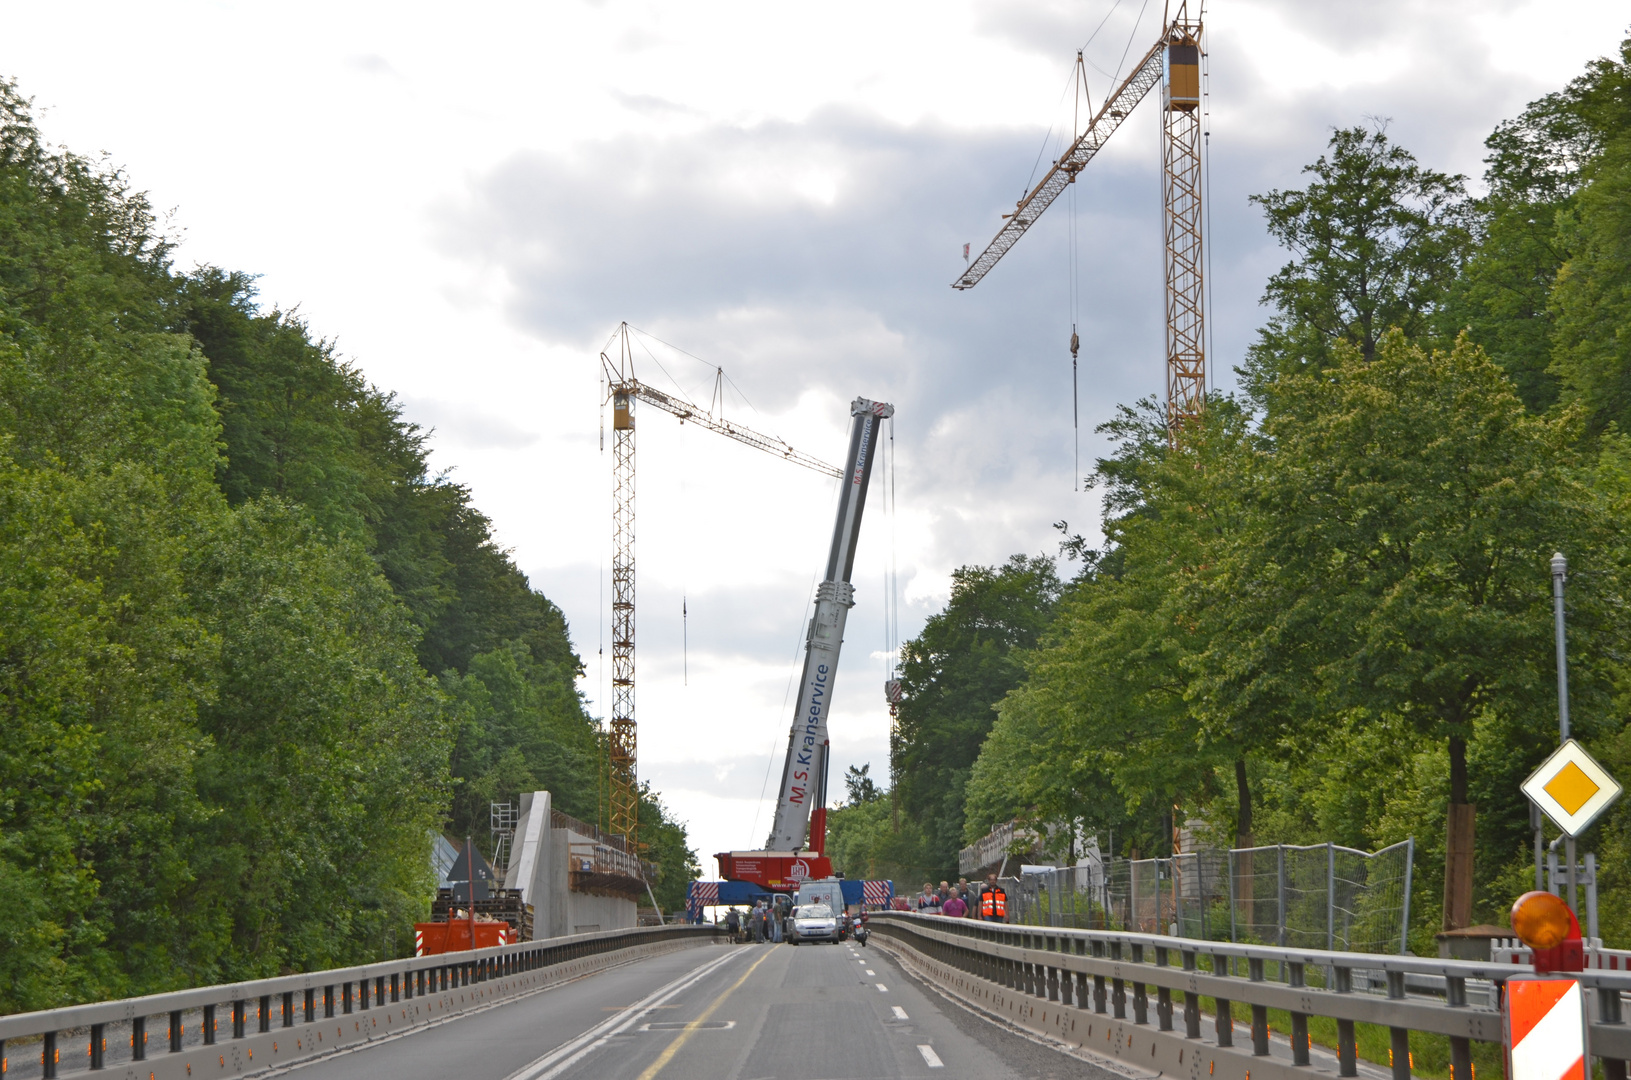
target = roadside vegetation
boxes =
[0,81,695,1013]
[829,36,1631,952]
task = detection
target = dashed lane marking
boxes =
[892,1006,909,1020]
[918,1045,944,1068]
[876,984,889,993]
[866,970,876,976]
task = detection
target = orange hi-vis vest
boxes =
[980,886,1007,919]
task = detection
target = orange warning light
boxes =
[1512,891,1572,950]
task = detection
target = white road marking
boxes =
[918,1044,944,1068]
[501,949,748,1080]
[892,1006,909,1020]
[876,983,889,992]
[865,970,875,976]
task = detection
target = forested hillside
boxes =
[0,82,694,1013]
[830,36,1631,949]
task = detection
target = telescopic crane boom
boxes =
[766,397,895,853]
[715,394,894,893]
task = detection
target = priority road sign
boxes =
[1522,739,1622,838]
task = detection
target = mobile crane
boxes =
[716,395,895,892]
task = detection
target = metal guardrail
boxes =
[0,922,720,1079]
[869,912,1631,1080]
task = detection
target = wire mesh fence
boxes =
[1009,838,1412,955]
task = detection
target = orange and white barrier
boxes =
[1507,976,1587,1080]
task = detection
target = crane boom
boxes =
[766,396,894,852]
[617,379,842,480]
[952,33,1167,291]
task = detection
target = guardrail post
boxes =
[169,1010,183,1052]
[1182,949,1200,1038]
[1333,965,1356,1077]
[204,1003,216,1044]
[1386,970,1409,1080]
[259,994,271,1033]
[342,982,352,1014]
[392,973,400,1003]
[90,1022,106,1069]
[1132,944,1148,1024]
[325,986,335,1018]
[1091,940,1106,1013]
[281,991,292,1027]
[1248,957,1268,1055]
[132,1016,146,1061]
[1155,946,1173,1031]
[304,988,315,1023]
[1212,952,1233,1048]
[1600,989,1627,1080]
[232,999,245,1039]
[42,1030,56,1078]
[1287,961,1309,1065]
[1075,937,1089,1007]
[1111,941,1126,1019]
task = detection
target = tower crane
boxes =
[600,323,841,849]
[955,2,1206,438]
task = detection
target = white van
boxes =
[795,878,845,913]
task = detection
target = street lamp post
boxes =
[1550,553,1578,911]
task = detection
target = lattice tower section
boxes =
[1161,18,1206,438]
[609,388,638,847]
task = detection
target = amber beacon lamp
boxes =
[1511,890,1584,973]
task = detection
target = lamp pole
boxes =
[1551,553,1578,912]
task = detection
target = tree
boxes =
[1243,124,1472,399]
[891,555,1062,877]
[1550,39,1631,436]
[1250,331,1617,927]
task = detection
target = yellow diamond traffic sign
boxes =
[1522,739,1622,837]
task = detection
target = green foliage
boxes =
[1243,124,1472,399]
[942,41,1631,946]
[0,79,684,1010]
[890,554,1061,878]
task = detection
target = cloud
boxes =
[399,395,540,450]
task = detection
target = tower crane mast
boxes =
[600,324,841,849]
[956,2,1207,436]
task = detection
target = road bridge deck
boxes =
[303,939,1112,1080]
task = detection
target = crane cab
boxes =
[613,391,633,430]
[1166,39,1200,111]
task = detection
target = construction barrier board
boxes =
[1506,975,1587,1080]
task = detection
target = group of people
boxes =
[913,873,1007,921]
[721,897,791,943]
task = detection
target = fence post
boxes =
[1326,842,1336,952]
[1276,846,1287,948]
[1400,837,1415,955]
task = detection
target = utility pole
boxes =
[1551,552,1577,911]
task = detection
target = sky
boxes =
[3,0,1626,878]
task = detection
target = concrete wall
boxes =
[505,790,637,940]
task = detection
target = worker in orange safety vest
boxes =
[979,873,1007,921]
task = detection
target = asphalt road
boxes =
[293,936,1123,1080]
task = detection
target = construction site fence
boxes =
[0,922,722,1080]
[1009,839,1414,955]
[867,911,1631,1080]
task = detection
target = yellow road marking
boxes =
[636,949,776,1080]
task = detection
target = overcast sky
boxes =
[4,0,1626,874]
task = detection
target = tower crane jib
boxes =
[598,324,841,851]
[955,3,1207,437]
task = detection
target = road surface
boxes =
[298,936,1120,1080]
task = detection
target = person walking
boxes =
[979,873,1008,922]
[769,897,785,943]
[750,901,766,943]
[942,888,967,919]
[725,907,742,941]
